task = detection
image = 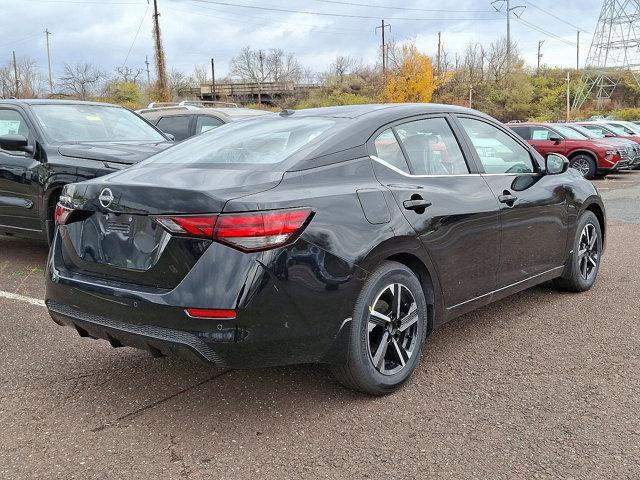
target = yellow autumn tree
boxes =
[383,44,436,103]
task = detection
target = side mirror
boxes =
[604,132,615,137]
[0,134,33,154]
[548,135,563,144]
[546,153,569,175]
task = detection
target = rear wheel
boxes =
[553,211,602,292]
[330,261,428,395]
[569,154,597,180]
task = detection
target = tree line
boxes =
[2,39,640,121]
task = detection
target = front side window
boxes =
[459,117,535,174]
[141,116,336,167]
[373,128,410,173]
[509,126,531,140]
[580,124,610,137]
[31,104,166,143]
[552,125,587,139]
[395,118,469,175]
[157,115,192,141]
[0,109,30,138]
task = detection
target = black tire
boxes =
[569,154,597,180]
[553,211,602,292]
[330,261,428,395]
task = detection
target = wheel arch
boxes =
[583,201,606,249]
[567,149,598,164]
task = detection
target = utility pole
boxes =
[210,58,215,99]
[44,29,53,94]
[576,30,580,70]
[537,40,544,75]
[566,71,571,121]
[376,19,391,74]
[12,51,19,98]
[437,31,442,75]
[491,0,525,71]
[469,84,473,108]
[152,0,168,98]
[144,56,151,85]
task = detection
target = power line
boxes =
[21,0,143,4]
[189,0,502,21]
[522,0,590,33]
[309,0,493,13]
[122,4,150,67]
[0,32,44,50]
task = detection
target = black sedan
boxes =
[0,99,172,242]
[46,104,605,395]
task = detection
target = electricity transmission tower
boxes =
[572,0,640,110]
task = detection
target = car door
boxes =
[369,115,501,312]
[455,115,568,288]
[529,125,567,157]
[0,107,41,232]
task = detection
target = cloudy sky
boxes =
[2,0,602,82]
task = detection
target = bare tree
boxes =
[59,62,105,100]
[330,55,360,80]
[167,68,190,100]
[191,64,209,86]
[486,38,511,83]
[268,49,303,83]
[229,46,272,103]
[114,66,144,84]
[0,57,46,98]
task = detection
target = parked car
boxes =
[137,101,272,141]
[47,104,606,395]
[564,123,640,170]
[508,122,625,179]
[576,121,640,152]
[0,99,173,242]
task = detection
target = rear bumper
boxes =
[45,233,366,368]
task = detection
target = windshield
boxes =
[569,125,600,138]
[608,122,640,135]
[601,123,628,136]
[32,104,166,143]
[141,116,336,166]
[552,125,587,139]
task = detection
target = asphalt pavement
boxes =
[1,172,639,479]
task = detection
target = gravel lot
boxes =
[1,172,639,479]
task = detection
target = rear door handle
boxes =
[403,199,432,211]
[498,193,518,204]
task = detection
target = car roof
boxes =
[137,106,271,122]
[289,103,479,119]
[0,98,122,108]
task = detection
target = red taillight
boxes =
[214,208,312,251]
[185,308,236,319]
[154,208,312,251]
[54,202,73,225]
[154,215,217,239]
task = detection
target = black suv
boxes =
[0,99,172,241]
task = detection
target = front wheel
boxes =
[569,154,597,180]
[330,261,428,395]
[553,211,602,292]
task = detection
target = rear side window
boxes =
[373,129,410,174]
[141,116,336,166]
[157,115,192,141]
[196,115,224,134]
[459,117,535,174]
[509,126,531,140]
[531,126,553,140]
[395,118,469,175]
[0,109,29,137]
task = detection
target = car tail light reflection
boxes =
[54,202,73,225]
[153,208,312,251]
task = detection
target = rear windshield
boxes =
[32,104,166,143]
[142,116,336,166]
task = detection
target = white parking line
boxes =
[0,290,45,307]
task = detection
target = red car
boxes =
[508,122,624,179]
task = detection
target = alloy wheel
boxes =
[578,223,599,280]
[367,283,419,376]
[571,157,591,177]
